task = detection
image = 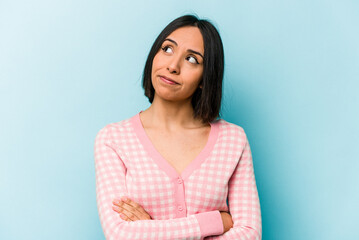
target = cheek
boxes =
[152,53,163,69]
[189,68,203,85]
[151,56,159,78]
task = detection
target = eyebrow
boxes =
[164,38,204,59]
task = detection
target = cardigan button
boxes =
[177,178,183,184]
[178,206,183,211]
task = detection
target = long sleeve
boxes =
[94,125,224,240]
[206,132,262,240]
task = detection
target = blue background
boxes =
[1,0,358,239]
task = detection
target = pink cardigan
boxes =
[94,111,262,239]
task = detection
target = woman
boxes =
[94,15,262,239]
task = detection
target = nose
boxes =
[167,55,181,74]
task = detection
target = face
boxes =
[151,26,204,102]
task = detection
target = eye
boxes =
[187,55,199,64]
[161,45,173,53]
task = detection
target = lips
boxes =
[159,75,179,85]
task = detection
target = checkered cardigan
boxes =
[94,112,261,239]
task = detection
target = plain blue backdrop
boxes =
[1,0,358,239]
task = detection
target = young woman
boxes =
[94,15,262,239]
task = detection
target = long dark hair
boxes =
[142,14,224,123]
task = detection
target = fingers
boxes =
[112,197,152,221]
[112,198,141,221]
[121,197,151,217]
[113,205,139,221]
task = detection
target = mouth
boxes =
[159,75,179,85]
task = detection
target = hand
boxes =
[112,196,152,221]
[220,211,233,234]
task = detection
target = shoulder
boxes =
[95,115,136,143]
[214,118,249,144]
[215,118,247,136]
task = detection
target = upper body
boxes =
[94,14,262,239]
[94,111,262,239]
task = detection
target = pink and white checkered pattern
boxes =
[94,112,262,239]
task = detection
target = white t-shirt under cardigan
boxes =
[94,111,262,239]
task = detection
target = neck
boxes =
[140,95,206,131]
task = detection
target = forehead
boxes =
[165,26,204,52]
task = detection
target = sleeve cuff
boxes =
[195,210,224,237]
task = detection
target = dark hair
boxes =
[142,14,224,123]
